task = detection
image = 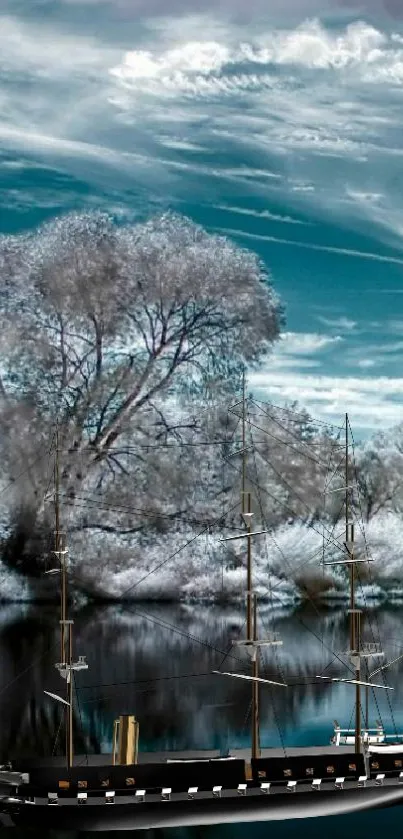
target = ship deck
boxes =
[14,745,355,768]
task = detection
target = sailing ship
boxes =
[1,386,403,831]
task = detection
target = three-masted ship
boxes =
[1,390,403,831]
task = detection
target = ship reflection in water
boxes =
[1,602,403,835]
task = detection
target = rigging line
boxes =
[249,419,282,648]
[249,399,342,473]
[347,425,388,653]
[349,425,398,737]
[231,446,348,555]
[257,610,287,756]
[217,616,249,675]
[51,713,63,758]
[76,671,329,695]
[251,573,356,677]
[0,437,55,499]
[242,697,253,740]
[0,639,60,698]
[269,683,287,758]
[73,671,88,767]
[62,496,246,532]
[349,557,387,733]
[226,426,347,553]
[98,608,251,670]
[323,448,349,494]
[71,500,348,606]
[252,445,334,535]
[246,400,346,464]
[43,430,57,500]
[127,593,357,682]
[79,677,359,704]
[261,501,343,622]
[104,439,249,450]
[244,403,279,752]
[225,453,343,555]
[248,420,336,684]
[251,399,345,432]
[344,424,391,734]
[72,499,242,600]
[257,450,353,555]
[320,427,346,661]
[234,411,331,472]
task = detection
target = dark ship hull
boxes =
[3,777,403,830]
[2,747,403,830]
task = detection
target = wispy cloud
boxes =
[215,227,403,266]
[317,316,357,330]
[357,359,377,368]
[212,204,310,225]
[2,11,403,236]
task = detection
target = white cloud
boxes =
[278,331,343,353]
[250,369,403,432]
[254,332,344,384]
[1,10,403,260]
[269,357,321,369]
[108,20,403,96]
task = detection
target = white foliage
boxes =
[61,511,403,605]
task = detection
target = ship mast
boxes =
[345,413,361,754]
[218,375,285,759]
[228,372,283,761]
[241,371,259,759]
[52,424,88,770]
[322,413,386,750]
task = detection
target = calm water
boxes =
[1,601,403,837]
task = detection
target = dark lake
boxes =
[1,600,403,838]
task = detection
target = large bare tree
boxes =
[0,210,283,580]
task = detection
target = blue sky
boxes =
[1,0,403,436]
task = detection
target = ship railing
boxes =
[10,772,403,808]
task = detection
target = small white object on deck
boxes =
[135,789,146,801]
[77,792,87,805]
[213,786,222,797]
[162,788,171,801]
[260,782,270,793]
[287,780,297,791]
[335,777,344,789]
[312,779,321,790]
[188,787,198,799]
[375,774,385,786]
[358,776,367,787]
[237,784,247,795]
[105,791,115,803]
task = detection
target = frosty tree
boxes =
[0,210,284,574]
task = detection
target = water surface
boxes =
[1,601,403,836]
